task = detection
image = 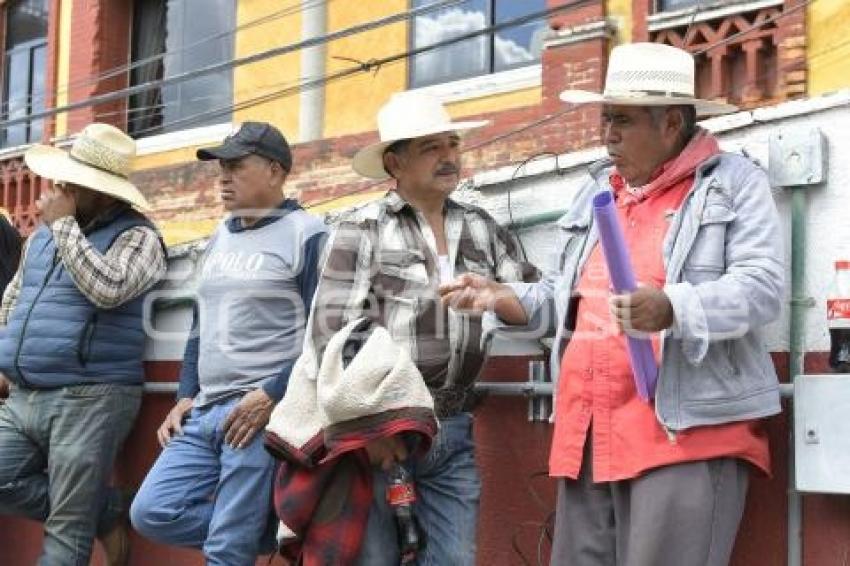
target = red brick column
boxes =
[67,0,132,134]
[42,0,61,142]
[632,0,652,42]
[777,0,807,100]
[542,0,611,151]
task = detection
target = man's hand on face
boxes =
[222,388,275,449]
[156,397,194,448]
[37,184,77,226]
[364,435,409,471]
[609,285,675,334]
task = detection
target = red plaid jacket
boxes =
[266,409,437,565]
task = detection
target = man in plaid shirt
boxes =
[308,92,538,565]
[0,123,166,566]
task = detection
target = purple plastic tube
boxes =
[591,190,659,401]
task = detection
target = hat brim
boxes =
[559,89,738,117]
[352,120,489,180]
[196,142,253,161]
[24,145,151,211]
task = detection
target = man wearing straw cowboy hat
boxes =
[305,91,537,565]
[0,123,166,566]
[442,43,784,565]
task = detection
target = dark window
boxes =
[129,0,234,137]
[1,0,48,148]
[410,0,547,88]
[656,0,703,11]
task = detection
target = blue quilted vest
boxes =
[0,208,162,388]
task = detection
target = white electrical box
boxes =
[768,127,827,188]
[794,374,850,494]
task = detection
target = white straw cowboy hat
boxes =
[560,42,738,117]
[24,123,150,210]
[352,91,489,180]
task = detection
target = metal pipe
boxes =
[475,381,554,397]
[145,379,791,400]
[504,209,567,232]
[299,0,328,142]
[787,185,808,566]
[143,382,179,394]
[142,380,557,397]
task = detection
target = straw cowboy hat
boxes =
[352,91,489,180]
[24,123,150,210]
[560,42,738,117]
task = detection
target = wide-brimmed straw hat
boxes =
[24,123,150,210]
[352,91,489,180]
[560,42,738,117]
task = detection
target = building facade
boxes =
[3,2,850,565]
[0,0,846,242]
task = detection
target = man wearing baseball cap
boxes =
[131,121,328,564]
[443,43,784,566]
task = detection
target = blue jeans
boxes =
[0,383,142,566]
[357,412,481,566]
[130,397,277,566]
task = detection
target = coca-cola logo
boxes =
[827,299,850,320]
[386,483,416,505]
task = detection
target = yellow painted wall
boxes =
[232,0,302,138]
[606,0,632,44]
[446,86,541,118]
[54,0,73,137]
[133,144,216,171]
[808,0,850,96]
[322,2,547,136]
[131,0,302,172]
[323,1,408,138]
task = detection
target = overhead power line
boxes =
[301,0,820,212]
[0,0,469,130]
[0,0,331,115]
[127,0,594,137]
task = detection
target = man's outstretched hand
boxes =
[439,273,528,325]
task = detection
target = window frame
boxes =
[1,0,48,149]
[408,0,545,89]
[654,0,704,13]
[127,0,236,138]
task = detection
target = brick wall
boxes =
[645,0,808,109]
[66,0,132,135]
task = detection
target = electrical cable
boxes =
[0,0,332,116]
[302,0,822,213]
[118,0,595,138]
[694,0,812,55]
[682,0,705,46]
[505,152,562,258]
[0,0,473,130]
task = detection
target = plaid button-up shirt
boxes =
[0,206,166,326]
[310,191,538,418]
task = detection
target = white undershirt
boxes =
[438,255,453,285]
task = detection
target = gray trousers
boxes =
[551,441,750,566]
[0,383,141,566]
